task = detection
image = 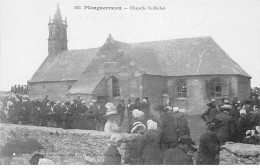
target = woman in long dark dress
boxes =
[139,120,162,165]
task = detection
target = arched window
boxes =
[112,78,120,97]
[107,76,120,98]
[176,79,187,98]
[210,78,222,97]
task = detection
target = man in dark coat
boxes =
[31,103,42,126]
[117,99,125,127]
[85,101,98,130]
[162,135,197,165]
[18,100,30,125]
[176,109,191,137]
[41,95,49,109]
[127,98,135,126]
[139,120,161,165]
[140,97,150,124]
[133,98,141,110]
[251,105,260,127]
[215,104,237,145]
[45,101,57,127]
[237,108,252,142]
[201,99,218,122]
[61,102,73,129]
[54,101,63,128]
[95,100,106,131]
[7,101,18,124]
[196,119,221,165]
[158,106,179,153]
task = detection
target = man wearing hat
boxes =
[251,105,260,127]
[176,109,191,137]
[18,99,30,125]
[127,97,135,128]
[196,118,221,165]
[46,101,57,128]
[31,99,42,126]
[54,101,63,128]
[162,135,197,165]
[61,101,73,129]
[117,98,125,127]
[158,106,179,153]
[41,95,49,109]
[215,104,237,145]
[201,99,218,122]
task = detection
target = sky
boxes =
[0,0,260,91]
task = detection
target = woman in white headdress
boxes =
[103,102,120,133]
[127,109,145,133]
[139,120,161,165]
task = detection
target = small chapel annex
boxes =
[28,4,251,114]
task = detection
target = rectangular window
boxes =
[176,80,187,98]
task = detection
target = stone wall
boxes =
[236,76,251,101]
[220,143,260,165]
[168,75,251,115]
[28,81,76,102]
[0,124,139,165]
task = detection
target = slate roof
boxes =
[130,36,251,77]
[28,48,99,82]
[67,36,250,95]
[30,35,251,95]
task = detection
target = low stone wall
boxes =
[0,123,139,165]
[220,143,260,165]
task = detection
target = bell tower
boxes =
[48,3,68,55]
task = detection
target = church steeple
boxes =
[48,3,68,56]
[53,3,62,23]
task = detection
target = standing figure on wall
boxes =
[117,98,125,127]
[104,102,120,133]
[140,97,150,124]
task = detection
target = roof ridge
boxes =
[130,36,212,45]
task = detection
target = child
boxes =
[103,134,123,165]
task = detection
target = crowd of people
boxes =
[0,93,151,132]
[0,93,106,130]
[102,96,260,165]
[10,84,29,95]
[1,90,260,165]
